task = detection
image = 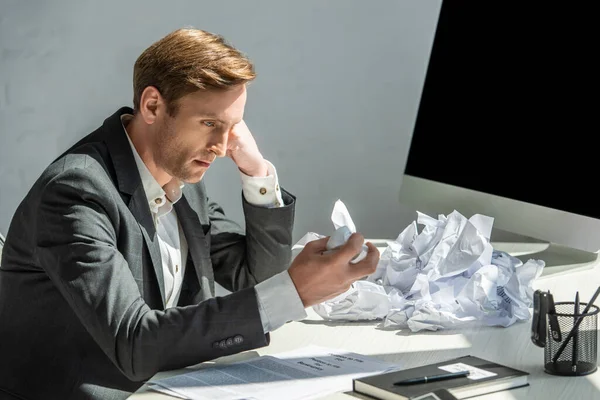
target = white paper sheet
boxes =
[327,200,368,263]
[148,384,190,399]
[438,362,497,380]
[148,345,399,400]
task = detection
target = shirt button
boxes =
[154,198,163,205]
[259,187,267,195]
[275,200,281,207]
[276,185,279,191]
[175,264,179,273]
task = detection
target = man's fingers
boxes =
[335,233,365,260]
[365,241,379,254]
[349,242,380,278]
[303,237,330,253]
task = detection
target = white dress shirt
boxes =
[121,114,307,332]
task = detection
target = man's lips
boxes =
[193,160,212,168]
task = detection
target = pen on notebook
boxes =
[553,285,600,363]
[393,370,470,385]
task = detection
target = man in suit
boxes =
[0,28,379,399]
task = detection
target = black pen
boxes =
[572,291,579,371]
[394,370,470,385]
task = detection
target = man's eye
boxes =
[203,121,215,128]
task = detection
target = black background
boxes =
[405,3,598,218]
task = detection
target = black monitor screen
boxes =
[405,3,597,219]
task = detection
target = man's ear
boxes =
[138,86,163,125]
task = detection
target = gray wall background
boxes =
[0,0,441,243]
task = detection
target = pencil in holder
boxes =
[544,301,599,376]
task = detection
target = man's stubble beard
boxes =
[154,119,195,183]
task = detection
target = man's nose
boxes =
[208,132,228,157]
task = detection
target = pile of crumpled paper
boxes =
[292,200,545,332]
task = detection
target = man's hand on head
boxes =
[227,120,269,177]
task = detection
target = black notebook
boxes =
[353,355,529,400]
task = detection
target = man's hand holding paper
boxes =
[288,233,380,308]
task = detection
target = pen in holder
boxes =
[544,300,599,376]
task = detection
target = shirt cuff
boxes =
[240,160,284,208]
[255,270,307,333]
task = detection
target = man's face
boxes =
[152,84,246,183]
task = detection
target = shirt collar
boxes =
[121,114,184,216]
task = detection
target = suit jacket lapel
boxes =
[175,189,214,301]
[129,186,166,306]
[102,107,166,307]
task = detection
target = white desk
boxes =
[130,242,600,399]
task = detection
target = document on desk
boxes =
[148,345,400,400]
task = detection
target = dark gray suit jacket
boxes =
[0,107,296,400]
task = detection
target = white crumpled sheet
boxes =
[295,200,545,332]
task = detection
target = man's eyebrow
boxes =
[197,112,219,119]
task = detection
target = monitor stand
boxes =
[490,227,599,278]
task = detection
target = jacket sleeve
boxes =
[35,168,269,382]
[209,189,296,292]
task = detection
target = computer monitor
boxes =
[399,2,599,259]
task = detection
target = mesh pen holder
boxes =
[545,301,599,376]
